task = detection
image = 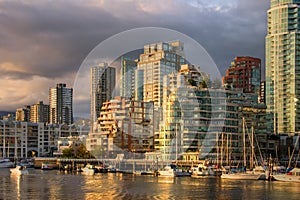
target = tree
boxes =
[62,148,74,158]
[188,78,197,86]
[62,143,95,159]
[199,80,207,88]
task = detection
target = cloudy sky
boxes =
[0,0,269,116]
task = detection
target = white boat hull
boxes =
[82,168,95,175]
[0,159,15,168]
[272,174,300,183]
[158,170,176,177]
[221,173,262,180]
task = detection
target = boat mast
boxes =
[164,123,166,161]
[288,135,299,168]
[243,117,246,168]
[175,123,178,165]
[251,125,254,170]
[221,132,223,167]
[216,133,219,167]
[226,133,229,166]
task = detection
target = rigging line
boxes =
[288,135,299,168]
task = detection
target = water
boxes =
[0,169,299,200]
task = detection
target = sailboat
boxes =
[221,118,267,180]
[272,167,300,182]
[158,123,191,177]
[272,136,300,182]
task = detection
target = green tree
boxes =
[62,147,75,158]
[62,144,95,159]
[200,80,207,88]
[188,78,197,86]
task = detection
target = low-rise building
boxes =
[0,120,88,158]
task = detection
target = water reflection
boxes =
[1,169,300,200]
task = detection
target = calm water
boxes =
[0,169,299,200]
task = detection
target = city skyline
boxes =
[0,0,269,116]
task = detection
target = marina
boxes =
[1,168,300,200]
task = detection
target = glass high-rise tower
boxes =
[266,0,300,134]
[49,83,73,125]
[90,63,116,131]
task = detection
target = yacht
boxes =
[221,170,264,180]
[0,158,15,168]
[157,164,191,177]
[272,168,300,183]
[191,163,215,177]
[221,118,267,180]
[81,164,95,175]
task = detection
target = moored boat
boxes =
[41,162,54,170]
[157,164,191,177]
[272,168,300,182]
[94,165,108,173]
[81,164,95,175]
[253,165,269,180]
[0,158,15,168]
[221,171,263,180]
[18,161,34,169]
[191,162,221,177]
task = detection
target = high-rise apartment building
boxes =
[120,56,137,99]
[259,81,266,104]
[49,83,73,125]
[90,63,116,130]
[157,65,240,161]
[222,56,261,94]
[16,105,30,121]
[266,0,300,134]
[30,101,49,123]
[135,41,186,108]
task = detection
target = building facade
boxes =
[16,106,30,122]
[266,0,300,134]
[30,101,49,123]
[259,81,266,104]
[222,56,261,94]
[86,96,156,158]
[135,41,186,108]
[0,120,88,158]
[156,64,240,162]
[49,83,73,125]
[120,56,137,99]
[90,63,116,131]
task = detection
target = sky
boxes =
[0,0,270,117]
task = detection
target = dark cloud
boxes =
[0,0,269,113]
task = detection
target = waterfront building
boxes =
[120,56,137,99]
[30,101,49,123]
[156,86,240,162]
[0,120,88,158]
[90,63,116,131]
[49,83,73,125]
[266,0,300,134]
[239,102,269,158]
[222,56,261,94]
[86,96,156,158]
[135,41,186,108]
[277,134,300,162]
[157,64,240,162]
[134,69,144,101]
[16,105,30,122]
